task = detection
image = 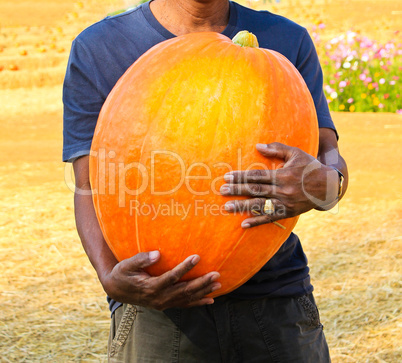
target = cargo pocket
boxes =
[109,304,137,358]
[296,294,322,329]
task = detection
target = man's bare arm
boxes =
[73,155,221,310]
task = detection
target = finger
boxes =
[256,142,295,162]
[185,297,215,308]
[225,198,286,224]
[241,214,275,229]
[180,282,221,307]
[224,169,279,184]
[171,273,221,306]
[164,296,216,310]
[220,182,274,197]
[180,272,221,297]
[122,251,161,271]
[241,210,288,229]
[224,198,267,213]
[154,255,202,288]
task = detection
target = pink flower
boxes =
[347,98,354,103]
[361,54,369,62]
[359,74,366,81]
[372,82,378,88]
[375,48,388,59]
[366,77,372,83]
[330,80,335,85]
[339,81,347,88]
[396,109,402,114]
[378,103,384,109]
[385,43,394,51]
[379,78,385,84]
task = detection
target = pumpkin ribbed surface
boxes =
[89,32,318,297]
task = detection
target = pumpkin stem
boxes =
[232,30,259,48]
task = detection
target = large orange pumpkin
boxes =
[89,31,318,297]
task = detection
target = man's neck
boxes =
[149,0,230,36]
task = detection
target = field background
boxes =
[0,0,401,361]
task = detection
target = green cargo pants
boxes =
[107,293,330,363]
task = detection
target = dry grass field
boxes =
[0,0,401,361]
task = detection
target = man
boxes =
[63,0,348,361]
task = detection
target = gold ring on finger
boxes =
[263,199,275,215]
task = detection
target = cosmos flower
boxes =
[317,27,401,113]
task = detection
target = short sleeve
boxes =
[296,30,338,138]
[62,39,105,162]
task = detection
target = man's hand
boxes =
[101,251,221,310]
[220,129,348,228]
[73,155,220,311]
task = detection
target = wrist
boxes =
[330,166,344,200]
[92,252,119,286]
[98,261,117,284]
[314,165,344,211]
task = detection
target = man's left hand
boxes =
[220,142,341,228]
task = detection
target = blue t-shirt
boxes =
[63,1,336,309]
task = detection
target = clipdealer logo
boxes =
[65,147,270,207]
[64,146,342,215]
[129,198,233,221]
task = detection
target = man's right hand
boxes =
[72,155,220,311]
[101,251,221,310]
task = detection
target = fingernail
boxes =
[256,143,267,149]
[207,299,215,305]
[241,222,251,229]
[224,174,234,182]
[190,255,200,265]
[220,185,230,194]
[149,250,160,262]
[210,273,220,282]
[211,283,221,292]
[225,202,234,211]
